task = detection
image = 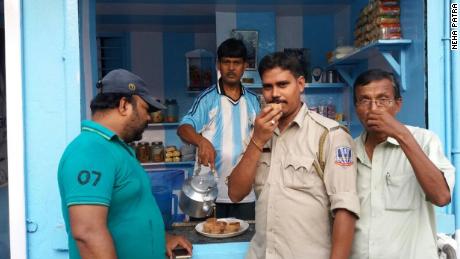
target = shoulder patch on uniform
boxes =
[308,111,340,130]
[335,146,353,166]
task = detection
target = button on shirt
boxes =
[247,104,360,259]
[351,126,455,259]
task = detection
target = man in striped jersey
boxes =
[177,38,260,220]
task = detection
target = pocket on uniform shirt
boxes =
[282,157,316,190]
[254,153,271,196]
[384,173,421,210]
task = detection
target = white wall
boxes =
[130,32,165,99]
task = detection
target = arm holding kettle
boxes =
[177,124,216,169]
[228,107,280,202]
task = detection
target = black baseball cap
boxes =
[98,69,166,111]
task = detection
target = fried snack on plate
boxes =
[202,218,243,234]
[223,221,241,233]
[203,218,217,233]
[209,221,226,234]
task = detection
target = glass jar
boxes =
[135,142,142,160]
[137,142,151,163]
[151,141,165,162]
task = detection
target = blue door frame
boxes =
[427,0,460,237]
[15,0,81,259]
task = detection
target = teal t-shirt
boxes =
[58,120,165,259]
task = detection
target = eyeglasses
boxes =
[356,98,394,107]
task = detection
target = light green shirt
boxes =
[351,125,455,259]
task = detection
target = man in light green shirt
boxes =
[350,69,455,259]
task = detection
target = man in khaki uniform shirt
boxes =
[350,69,455,259]
[228,52,360,259]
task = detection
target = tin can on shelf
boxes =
[327,70,337,83]
[165,99,178,123]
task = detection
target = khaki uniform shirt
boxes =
[247,104,360,259]
[351,126,455,259]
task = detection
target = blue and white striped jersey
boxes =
[180,83,260,203]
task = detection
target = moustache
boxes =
[270,99,287,104]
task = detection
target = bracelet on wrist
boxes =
[251,137,263,152]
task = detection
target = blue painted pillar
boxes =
[451,0,460,247]
[22,0,81,258]
[427,0,457,235]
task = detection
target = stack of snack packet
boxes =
[354,0,402,48]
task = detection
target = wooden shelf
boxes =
[147,122,180,128]
[141,161,195,167]
[308,83,347,89]
[328,39,412,90]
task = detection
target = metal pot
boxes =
[179,169,218,218]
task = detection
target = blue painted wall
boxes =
[397,0,426,127]
[236,12,276,85]
[343,0,426,137]
[163,32,196,147]
[23,0,81,258]
[97,15,215,26]
[302,14,344,122]
[303,15,335,69]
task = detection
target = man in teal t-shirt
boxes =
[58,69,192,259]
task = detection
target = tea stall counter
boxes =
[168,221,255,258]
[169,221,255,245]
[187,242,250,259]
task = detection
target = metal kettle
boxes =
[179,168,218,218]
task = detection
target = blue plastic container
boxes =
[147,170,185,228]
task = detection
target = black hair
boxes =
[217,38,247,61]
[258,51,304,79]
[90,93,136,115]
[353,69,402,104]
